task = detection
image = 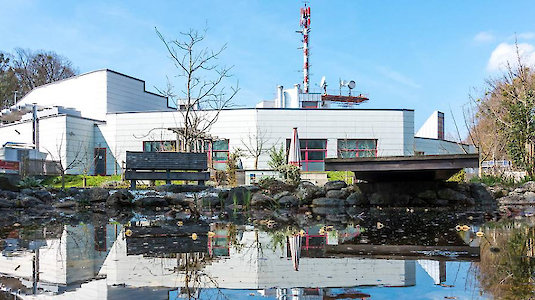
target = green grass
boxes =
[43,175,124,188]
[327,171,354,184]
[469,174,534,187]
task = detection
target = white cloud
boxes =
[487,42,535,72]
[474,31,495,43]
[377,66,421,89]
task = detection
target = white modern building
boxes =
[0,69,474,176]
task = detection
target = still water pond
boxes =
[0,208,533,299]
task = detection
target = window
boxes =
[286,139,327,171]
[212,139,229,171]
[143,141,177,152]
[337,139,377,158]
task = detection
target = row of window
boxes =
[142,139,377,172]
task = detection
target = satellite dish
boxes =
[320,76,326,88]
[348,80,356,89]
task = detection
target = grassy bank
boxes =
[42,175,124,188]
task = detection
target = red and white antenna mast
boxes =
[299,3,311,93]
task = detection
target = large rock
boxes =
[417,190,437,200]
[296,182,324,203]
[273,191,291,201]
[88,187,109,202]
[312,197,346,206]
[0,176,20,192]
[523,181,535,193]
[106,190,134,207]
[17,196,43,208]
[21,189,52,202]
[324,180,347,192]
[227,186,252,206]
[0,190,19,200]
[53,200,78,209]
[250,193,274,207]
[369,192,391,206]
[326,189,349,199]
[278,195,300,207]
[470,183,495,206]
[498,194,525,205]
[164,193,192,206]
[201,196,221,207]
[259,179,295,195]
[0,199,15,208]
[437,188,467,203]
[135,196,168,207]
[346,191,368,206]
[156,184,208,193]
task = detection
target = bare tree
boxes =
[466,40,535,176]
[11,48,77,96]
[241,130,270,169]
[45,133,84,189]
[156,27,239,152]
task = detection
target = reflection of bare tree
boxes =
[474,221,535,299]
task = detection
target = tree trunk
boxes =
[61,171,65,190]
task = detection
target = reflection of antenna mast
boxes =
[299,3,311,93]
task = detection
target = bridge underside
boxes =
[325,154,479,182]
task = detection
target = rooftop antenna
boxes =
[339,79,356,96]
[320,76,327,95]
[298,2,311,93]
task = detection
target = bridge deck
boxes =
[325,154,479,181]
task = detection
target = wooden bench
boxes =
[124,151,210,189]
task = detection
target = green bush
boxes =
[18,177,43,188]
[327,171,354,184]
[447,169,466,183]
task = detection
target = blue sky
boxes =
[2,0,534,138]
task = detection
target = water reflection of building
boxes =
[0,223,121,296]
[0,221,481,299]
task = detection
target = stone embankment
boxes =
[0,178,498,222]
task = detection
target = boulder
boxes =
[0,190,19,200]
[417,190,437,200]
[469,183,495,206]
[251,193,274,207]
[260,179,295,195]
[295,182,324,203]
[278,195,300,207]
[106,190,134,207]
[0,176,20,192]
[0,199,15,208]
[498,194,525,205]
[273,191,291,201]
[312,197,346,206]
[524,191,535,202]
[244,185,261,193]
[53,200,78,209]
[17,196,43,208]
[326,189,349,199]
[227,186,252,206]
[324,180,347,192]
[411,198,428,206]
[522,181,535,193]
[396,194,412,206]
[201,196,221,207]
[22,189,53,202]
[437,188,467,203]
[135,196,168,207]
[88,187,109,202]
[369,192,391,206]
[164,193,192,206]
[156,184,208,193]
[435,199,450,206]
[346,191,368,206]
